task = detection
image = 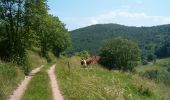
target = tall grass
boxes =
[0,50,50,100]
[55,56,165,100]
[27,50,47,70]
[0,62,24,100]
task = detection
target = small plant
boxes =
[75,50,90,59]
[138,85,152,97]
[142,59,148,65]
[167,66,170,72]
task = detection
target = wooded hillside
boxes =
[69,24,170,60]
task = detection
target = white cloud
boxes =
[88,10,170,26]
[90,19,99,24]
[62,10,170,30]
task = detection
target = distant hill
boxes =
[69,24,170,58]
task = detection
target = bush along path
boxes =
[48,64,64,100]
[8,65,44,100]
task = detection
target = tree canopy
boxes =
[0,0,71,74]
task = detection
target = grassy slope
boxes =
[55,56,169,100]
[22,64,53,100]
[0,50,48,100]
[135,58,170,100]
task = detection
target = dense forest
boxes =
[0,0,70,74]
[69,24,170,61]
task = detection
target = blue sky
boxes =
[48,0,170,30]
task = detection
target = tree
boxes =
[48,16,71,57]
[99,37,141,71]
[0,0,30,74]
[155,40,170,58]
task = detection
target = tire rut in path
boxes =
[8,65,44,100]
[48,64,64,100]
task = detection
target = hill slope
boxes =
[69,24,170,57]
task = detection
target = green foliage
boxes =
[75,50,90,59]
[49,16,71,57]
[155,40,170,58]
[0,0,31,74]
[99,37,140,71]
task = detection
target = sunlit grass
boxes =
[55,56,167,100]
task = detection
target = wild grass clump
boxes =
[138,85,152,97]
[0,62,24,100]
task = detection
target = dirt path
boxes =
[8,65,44,100]
[48,64,64,100]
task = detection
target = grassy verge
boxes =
[135,58,170,99]
[55,56,169,100]
[0,62,24,100]
[22,64,53,100]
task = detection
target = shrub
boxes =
[140,70,170,85]
[75,50,90,59]
[99,37,140,71]
[142,70,158,79]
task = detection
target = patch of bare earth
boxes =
[48,64,64,100]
